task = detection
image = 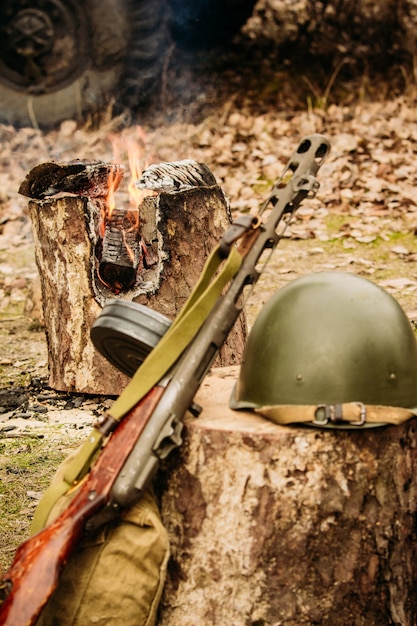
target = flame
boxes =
[99,166,120,239]
[105,167,119,216]
[126,136,147,209]
[107,126,149,211]
[97,127,155,292]
[100,127,149,239]
[122,228,136,263]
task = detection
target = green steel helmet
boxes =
[230,271,417,428]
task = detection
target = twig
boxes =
[0,432,44,439]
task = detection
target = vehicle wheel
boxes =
[0,0,168,128]
[167,0,257,50]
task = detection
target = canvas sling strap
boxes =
[255,402,417,428]
[31,244,242,533]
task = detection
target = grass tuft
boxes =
[0,435,68,572]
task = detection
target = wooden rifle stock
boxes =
[0,386,164,626]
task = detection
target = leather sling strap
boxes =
[31,245,242,533]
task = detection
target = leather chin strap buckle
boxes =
[313,402,367,427]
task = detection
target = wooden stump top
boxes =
[192,365,280,433]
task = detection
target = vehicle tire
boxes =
[0,0,168,128]
[167,0,258,50]
[120,0,169,112]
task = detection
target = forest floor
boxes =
[1,28,417,572]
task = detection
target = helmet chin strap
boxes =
[254,403,417,428]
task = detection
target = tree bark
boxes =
[28,196,114,394]
[159,366,417,626]
[27,165,247,394]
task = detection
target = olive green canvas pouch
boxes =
[36,478,169,626]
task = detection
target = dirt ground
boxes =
[2,24,417,570]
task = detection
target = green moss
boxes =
[253,179,274,195]
[323,214,351,237]
[0,304,25,320]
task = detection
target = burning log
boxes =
[22,157,247,394]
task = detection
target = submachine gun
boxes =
[0,134,330,625]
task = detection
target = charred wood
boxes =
[137,159,218,193]
[97,208,141,294]
[19,160,124,200]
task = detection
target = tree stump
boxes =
[159,366,417,626]
[22,160,247,394]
